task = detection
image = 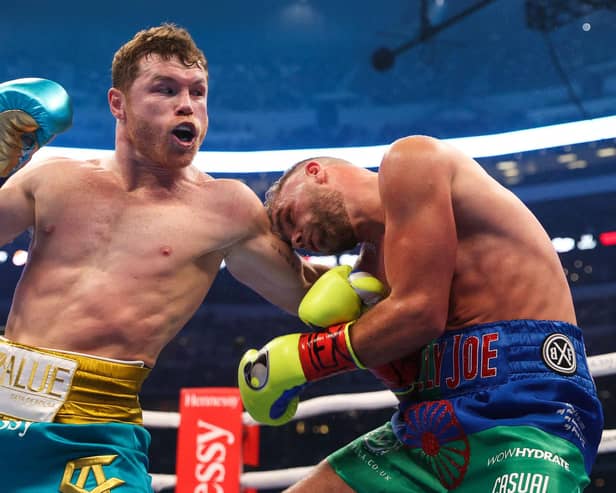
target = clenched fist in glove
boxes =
[238,322,360,426]
[0,78,73,176]
[238,265,386,425]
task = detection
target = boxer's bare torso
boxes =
[2,157,310,366]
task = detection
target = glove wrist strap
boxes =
[342,321,366,369]
[298,322,363,382]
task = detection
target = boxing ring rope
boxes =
[148,351,616,491]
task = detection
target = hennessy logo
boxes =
[59,455,125,493]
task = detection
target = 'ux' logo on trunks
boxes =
[542,334,577,375]
[59,455,125,493]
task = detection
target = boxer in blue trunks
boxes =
[238,139,603,491]
[0,24,322,491]
[326,320,601,492]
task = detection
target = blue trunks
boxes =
[328,320,604,492]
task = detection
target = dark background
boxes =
[1,1,616,491]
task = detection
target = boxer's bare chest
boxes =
[32,168,227,266]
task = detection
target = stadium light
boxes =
[12,250,28,266]
[29,115,616,173]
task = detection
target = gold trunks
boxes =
[0,338,151,425]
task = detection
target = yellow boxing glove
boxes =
[238,322,360,426]
[298,266,416,396]
[348,271,386,307]
[298,265,386,328]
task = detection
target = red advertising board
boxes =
[176,387,243,493]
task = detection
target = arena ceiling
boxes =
[1,0,616,151]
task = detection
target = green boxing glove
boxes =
[298,265,386,328]
[238,322,363,426]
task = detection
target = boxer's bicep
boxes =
[380,137,456,329]
[0,169,35,246]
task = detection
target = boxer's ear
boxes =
[305,161,326,184]
[108,88,125,121]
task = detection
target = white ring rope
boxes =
[148,351,616,491]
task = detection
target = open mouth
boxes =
[172,123,197,145]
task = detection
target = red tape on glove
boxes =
[298,323,358,381]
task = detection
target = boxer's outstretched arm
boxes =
[223,182,324,314]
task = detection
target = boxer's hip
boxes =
[0,337,151,424]
[391,320,603,474]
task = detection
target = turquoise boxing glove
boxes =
[238,323,363,426]
[0,78,73,176]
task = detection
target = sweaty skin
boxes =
[272,136,578,493]
[272,135,576,370]
[0,56,318,367]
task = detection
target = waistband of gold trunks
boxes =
[0,338,151,425]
